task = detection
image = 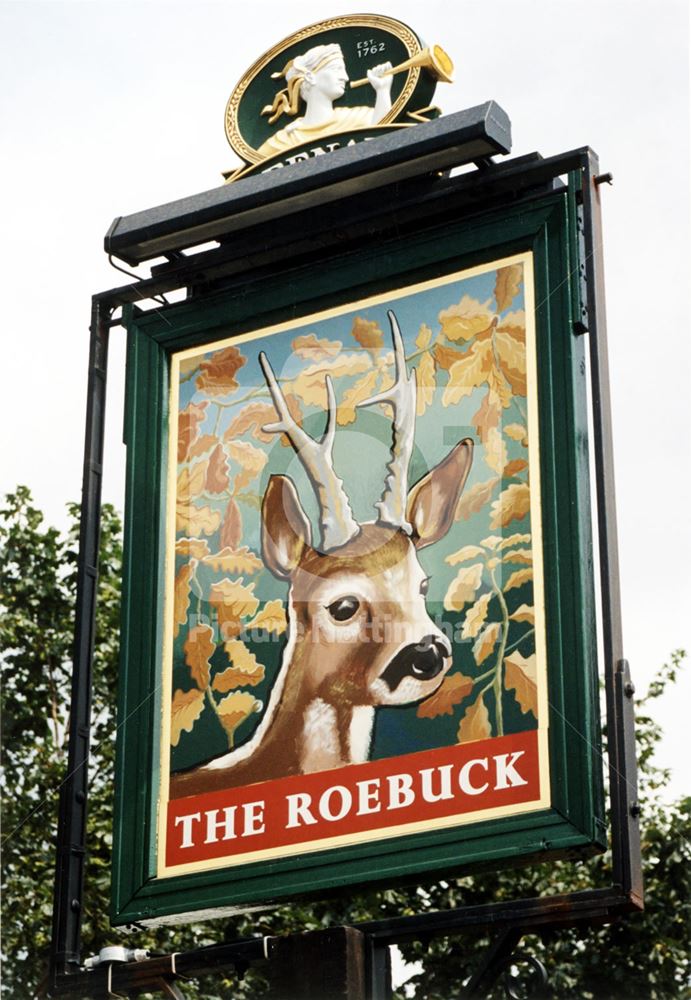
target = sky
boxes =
[1,0,689,816]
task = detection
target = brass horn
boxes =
[349,45,454,89]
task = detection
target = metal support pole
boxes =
[49,297,111,985]
[612,657,643,898]
[266,926,367,1000]
[365,937,391,1000]
[463,927,523,997]
[581,153,643,904]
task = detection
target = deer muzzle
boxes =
[380,634,452,692]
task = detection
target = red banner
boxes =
[166,730,540,868]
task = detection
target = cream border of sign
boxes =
[156,252,550,880]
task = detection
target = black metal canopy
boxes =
[105,102,511,266]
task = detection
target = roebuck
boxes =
[171,312,473,799]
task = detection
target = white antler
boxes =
[357,310,417,533]
[259,352,359,552]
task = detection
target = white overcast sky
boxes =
[1,0,689,798]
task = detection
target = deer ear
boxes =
[406,438,474,549]
[261,474,312,579]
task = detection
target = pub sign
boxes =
[111,18,604,927]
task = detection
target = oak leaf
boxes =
[415,323,433,350]
[246,599,288,635]
[442,341,492,407]
[503,459,528,478]
[445,544,485,565]
[498,532,531,550]
[209,578,259,638]
[227,440,267,495]
[216,691,261,746]
[489,482,531,529]
[473,621,500,666]
[438,295,494,342]
[486,360,513,408]
[175,537,210,559]
[504,568,533,592]
[224,402,277,444]
[235,491,262,510]
[417,672,473,718]
[444,563,484,611]
[455,477,500,521]
[205,443,230,494]
[472,390,501,443]
[178,402,208,462]
[170,688,205,747]
[416,351,436,417]
[480,535,502,550]
[290,354,370,408]
[433,342,465,371]
[504,651,538,716]
[510,604,535,624]
[494,264,523,312]
[202,546,263,575]
[351,316,384,353]
[292,333,341,361]
[196,345,246,397]
[498,310,526,338]
[461,592,491,640]
[495,327,526,396]
[212,639,265,691]
[503,548,532,564]
[227,438,267,471]
[188,433,220,460]
[175,503,221,537]
[485,426,508,475]
[458,693,491,743]
[177,460,209,503]
[173,564,194,637]
[183,624,215,690]
[220,498,242,550]
[504,423,527,442]
[337,369,379,425]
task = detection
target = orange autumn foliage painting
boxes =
[168,256,540,771]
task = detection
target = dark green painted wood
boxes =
[113,313,170,915]
[112,180,604,926]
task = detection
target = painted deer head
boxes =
[170,312,473,799]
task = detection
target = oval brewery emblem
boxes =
[223,14,454,180]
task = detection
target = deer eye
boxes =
[327,596,360,622]
[420,577,431,596]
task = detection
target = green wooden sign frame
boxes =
[112,180,605,928]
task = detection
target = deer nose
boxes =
[410,635,451,678]
[417,633,452,658]
[380,635,451,691]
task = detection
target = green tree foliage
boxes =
[1,486,124,996]
[0,489,231,1000]
[1,489,689,998]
